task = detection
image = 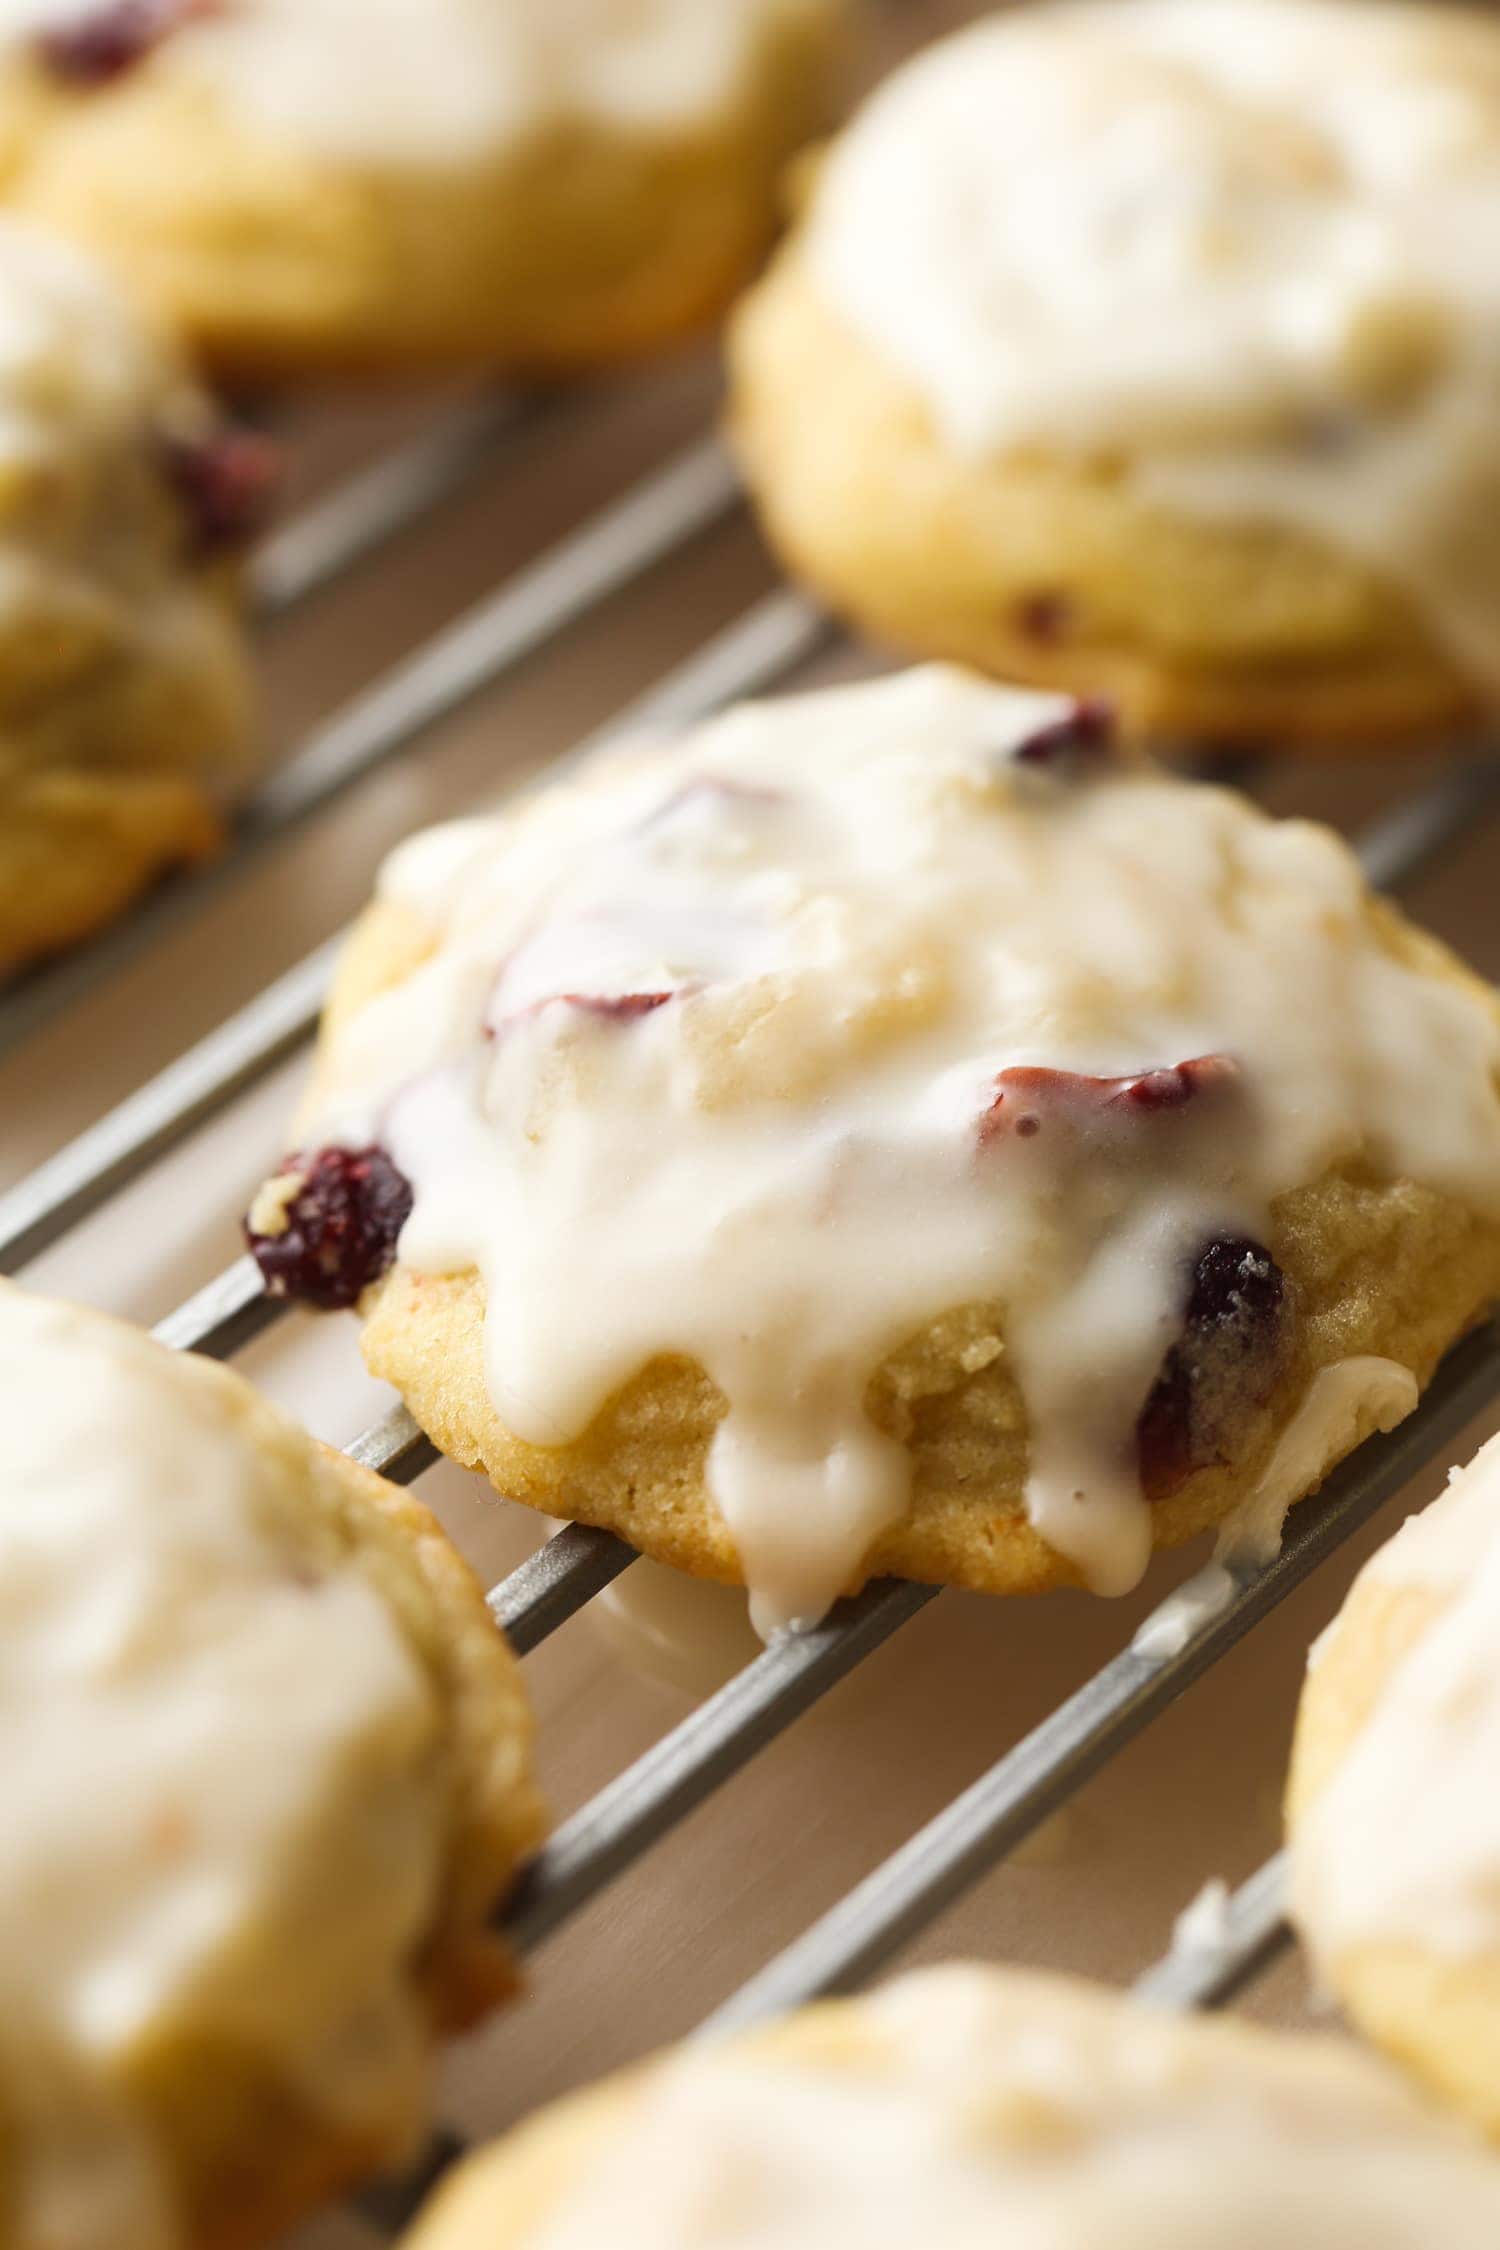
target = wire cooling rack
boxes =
[8,16,1500,2237]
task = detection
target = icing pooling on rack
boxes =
[521,1966,1500,2247]
[0,1284,449,2250]
[304,667,1500,1635]
[5,0,833,166]
[1292,1432,1500,1966]
[804,0,1500,694]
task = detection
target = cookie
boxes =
[401,1963,1500,2246]
[0,214,264,976]
[244,666,1500,1636]
[1287,1431,1500,2138]
[0,1280,545,2250]
[0,0,845,379]
[729,1,1500,749]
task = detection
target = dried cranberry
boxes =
[1014,590,1076,645]
[979,1056,1235,1148]
[1136,1236,1289,1499]
[562,991,673,1021]
[160,425,281,558]
[245,1147,413,1312]
[1009,698,1116,771]
[35,0,202,84]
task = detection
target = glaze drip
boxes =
[0,1284,450,2250]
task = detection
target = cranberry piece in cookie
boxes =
[161,424,281,557]
[35,0,202,84]
[1137,1235,1290,1499]
[978,1055,1235,1147]
[562,991,674,1021]
[1014,589,1077,645]
[1008,697,1116,771]
[245,1146,413,1311]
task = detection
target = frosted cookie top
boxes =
[802,0,1500,695]
[0,1283,449,2250]
[0,211,244,514]
[0,214,183,452]
[276,667,1500,1633]
[467,1967,1500,2248]
[1292,1430,1500,1966]
[12,0,836,166]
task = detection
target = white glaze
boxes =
[805,0,1500,694]
[1131,1561,1235,1662]
[1171,1876,1233,1957]
[1292,1429,1500,1963]
[302,667,1500,1635]
[1134,1355,1419,1659]
[0,213,193,465]
[0,1283,449,2250]
[1220,1354,1419,1567]
[525,1965,1500,2247]
[9,0,832,168]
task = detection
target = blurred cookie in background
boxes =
[0,1280,544,2250]
[0,0,848,380]
[1289,1429,1500,2140]
[401,1964,1500,2247]
[732,1,1500,750]
[0,214,266,975]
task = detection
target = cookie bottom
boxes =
[729,266,1479,751]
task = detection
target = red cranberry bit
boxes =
[35,0,203,83]
[978,1055,1235,1148]
[562,991,673,1021]
[488,986,676,1035]
[1015,590,1076,646]
[245,1146,413,1312]
[1136,1235,1289,1500]
[160,425,281,558]
[1009,697,1116,771]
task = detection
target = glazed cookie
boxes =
[402,1964,1500,2246]
[730,1,1500,748]
[0,1280,544,2250]
[245,666,1500,1636]
[0,214,264,975]
[0,0,845,379]
[1287,1432,1500,2138]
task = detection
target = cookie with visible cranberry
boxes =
[0,213,265,976]
[0,0,846,380]
[730,2,1500,750]
[243,667,1500,1627]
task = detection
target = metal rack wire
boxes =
[7,217,1500,2244]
